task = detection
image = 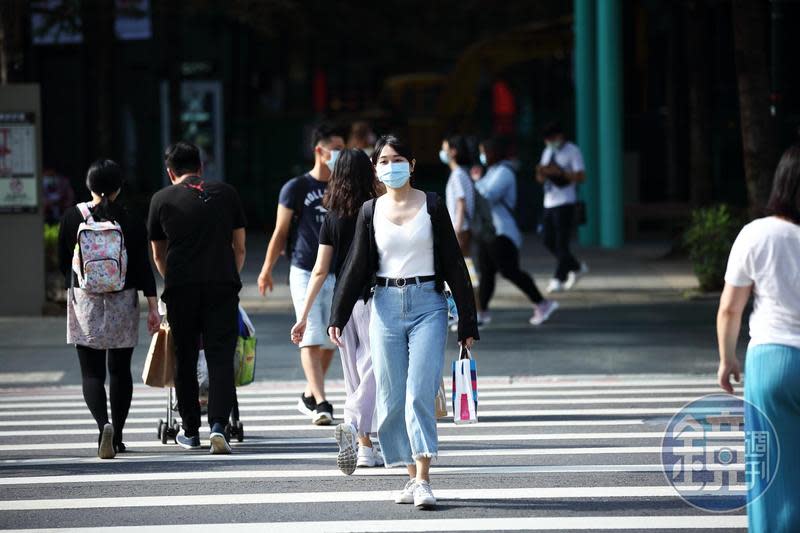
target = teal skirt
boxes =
[744,343,800,533]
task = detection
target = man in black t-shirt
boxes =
[257,124,345,425]
[148,141,247,454]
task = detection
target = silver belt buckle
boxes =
[395,277,407,287]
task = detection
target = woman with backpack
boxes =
[58,160,160,459]
[475,136,557,326]
[328,135,478,509]
[290,148,383,474]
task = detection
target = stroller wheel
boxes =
[237,421,244,442]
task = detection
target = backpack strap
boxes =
[76,202,93,222]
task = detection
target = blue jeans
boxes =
[370,281,447,467]
[745,343,800,533]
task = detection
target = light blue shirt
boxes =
[475,161,522,249]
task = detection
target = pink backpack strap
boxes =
[76,202,93,222]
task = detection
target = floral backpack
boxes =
[71,202,128,293]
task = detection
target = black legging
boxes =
[478,236,544,311]
[76,345,133,446]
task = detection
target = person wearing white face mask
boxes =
[328,135,478,510]
[258,124,345,426]
[439,135,475,254]
[535,121,589,293]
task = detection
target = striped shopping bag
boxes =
[452,347,478,424]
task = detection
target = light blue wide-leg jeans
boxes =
[370,281,447,467]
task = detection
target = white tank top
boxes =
[374,198,435,278]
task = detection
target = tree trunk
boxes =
[731,0,778,217]
[81,0,116,159]
[685,0,713,206]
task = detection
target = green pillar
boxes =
[574,0,599,246]
[596,0,624,248]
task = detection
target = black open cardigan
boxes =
[329,191,479,342]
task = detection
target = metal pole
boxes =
[574,0,599,246]
[596,0,624,248]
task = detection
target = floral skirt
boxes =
[67,288,139,349]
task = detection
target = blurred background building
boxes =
[2,0,799,242]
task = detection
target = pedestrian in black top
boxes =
[58,159,160,459]
[290,148,383,474]
[147,141,247,454]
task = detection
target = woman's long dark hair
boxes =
[323,148,379,218]
[766,144,800,224]
[85,159,123,222]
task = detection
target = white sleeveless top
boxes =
[374,198,435,278]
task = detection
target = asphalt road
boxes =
[0,375,747,532]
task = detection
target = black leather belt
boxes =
[376,275,436,288]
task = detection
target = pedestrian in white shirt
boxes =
[717,143,800,533]
[535,122,589,293]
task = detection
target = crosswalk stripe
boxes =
[0,386,726,406]
[0,416,644,430]
[0,431,744,452]
[0,395,734,412]
[0,463,746,485]
[0,515,749,532]
[0,376,720,400]
[0,445,745,466]
[0,485,748,511]
[0,419,647,436]
[0,406,741,420]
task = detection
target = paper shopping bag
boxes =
[142,323,175,388]
[451,347,478,424]
[435,378,448,419]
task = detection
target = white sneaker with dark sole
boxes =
[334,423,358,475]
[98,423,115,459]
[394,479,417,504]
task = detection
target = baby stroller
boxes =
[156,360,245,444]
[156,306,256,445]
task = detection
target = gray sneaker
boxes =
[334,423,358,475]
[394,478,417,504]
[413,480,437,509]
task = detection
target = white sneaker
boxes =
[564,262,589,291]
[530,300,559,326]
[334,423,358,475]
[477,311,492,326]
[357,444,384,467]
[546,278,564,293]
[413,480,437,509]
[394,478,417,504]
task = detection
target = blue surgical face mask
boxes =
[439,149,449,165]
[376,161,411,189]
[479,153,487,166]
[325,149,341,172]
